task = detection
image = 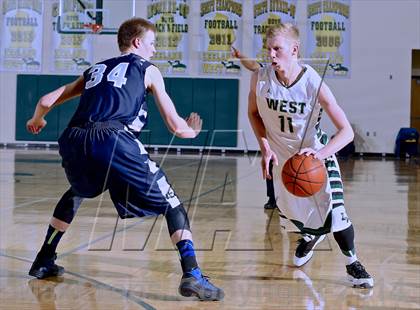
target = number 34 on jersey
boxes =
[85,62,129,89]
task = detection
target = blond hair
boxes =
[266,22,300,56]
[117,18,156,52]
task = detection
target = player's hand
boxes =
[26,117,47,134]
[299,148,323,160]
[231,46,242,59]
[186,112,202,137]
[261,149,278,180]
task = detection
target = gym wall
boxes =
[1,0,419,153]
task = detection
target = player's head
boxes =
[118,18,156,60]
[266,23,300,69]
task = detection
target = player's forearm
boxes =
[317,127,354,159]
[31,85,69,120]
[168,117,197,138]
[174,125,197,138]
[31,96,56,120]
[248,111,271,154]
[240,58,260,72]
[157,93,198,138]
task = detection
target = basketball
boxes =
[281,154,327,197]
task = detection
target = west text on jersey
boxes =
[266,98,306,114]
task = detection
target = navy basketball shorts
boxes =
[58,123,181,218]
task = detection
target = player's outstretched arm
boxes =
[231,46,260,72]
[248,71,278,179]
[26,76,84,134]
[315,83,354,160]
[146,65,201,138]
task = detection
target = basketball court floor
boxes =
[0,148,419,309]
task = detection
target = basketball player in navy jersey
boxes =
[245,24,373,288]
[26,18,223,301]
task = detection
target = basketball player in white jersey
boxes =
[247,23,373,288]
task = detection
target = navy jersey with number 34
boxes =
[69,53,152,132]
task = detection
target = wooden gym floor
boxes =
[0,148,419,309]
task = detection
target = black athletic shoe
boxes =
[29,253,65,279]
[264,199,278,210]
[179,268,224,301]
[346,261,374,288]
[293,234,326,267]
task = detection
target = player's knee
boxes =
[165,204,191,236]
[52,189,83,224]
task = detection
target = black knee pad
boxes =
[52,188,83,224]
[333,224,355,251]
[165,204,191,236]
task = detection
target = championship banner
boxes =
[200,0,242,75]
[253,0,296,65]
[147,0,190,75]
[0,0,43,72]
[50,1,93,73]
[306,0,351,78]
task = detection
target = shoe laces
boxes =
[199,274,210,283]
[350,261,370,277]
[296,234,313,245]
[199,274,218,290]
[354,261,366,272]
[352,261,366,272]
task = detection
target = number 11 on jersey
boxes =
[279,115,294,133]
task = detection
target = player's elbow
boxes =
[345,126,354,144]
[348,129,354,143]
[251,64,260,72]
[247,110,253,121]
[248,108,259,122]
[38,95,53,109]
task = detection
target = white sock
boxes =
[343,248,358,265]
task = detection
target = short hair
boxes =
[117,18,156,52]
[266,22,300,44]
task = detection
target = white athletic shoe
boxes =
[346,261,374,288]
[293,234,326,267]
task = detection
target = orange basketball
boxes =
[281,154,327,197]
